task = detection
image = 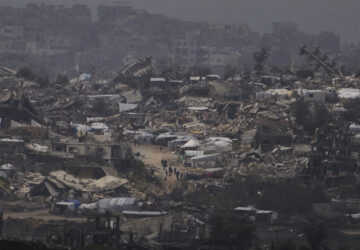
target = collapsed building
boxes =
[49,135,130,165]
[2,50,360,249]
[0,91,43,128]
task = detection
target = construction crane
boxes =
[300,45,343,78]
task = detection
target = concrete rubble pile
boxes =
[47,170,128,193]
[2,57,360,248]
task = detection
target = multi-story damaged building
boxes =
[50,136,130,164]
[0,91,43,128]
[255,120,293,152]
[168,32,206,69]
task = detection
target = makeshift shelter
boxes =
[134,133,154,145]
[181,139,201,151]
[0,164,15,177]
[255,89,291,100]
[53,200,81,215]
[97,197,138,214]
[90,123,108,133]
[191,153,220,168]
[338,88,360,99]
[123,211,167,218]
[167,135,195,152]
[156,132,178,146]
[201,137,232,154]
[183,150,204,165]
[300,89,327,102]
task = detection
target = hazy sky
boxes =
[4,0,360,43]
[131,0,360,44]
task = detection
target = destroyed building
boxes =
[0,91,43,128]
[1,2,360,250]
[49,136,130,164]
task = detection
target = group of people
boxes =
[161,159,181,180]
[134,138,144,146]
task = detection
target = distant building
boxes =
[97,4,132,23]
[50,136,130,164]
[272,22,298,39]
[168,32,206,69]
[205,48,240,74]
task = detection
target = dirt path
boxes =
[131,144,190,193]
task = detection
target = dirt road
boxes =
[131,144,189,193]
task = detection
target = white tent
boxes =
[181,139,201,149]
[201,137,232,153]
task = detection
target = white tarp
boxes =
[156,132,178,140]
[201,137,232,153]
[181,139,201,149]
[350,124,360,133]
[338,88,360,99]
[79,73,91,81]
[26,143,49,153]
[0,138,24,143]
[98,197,137,214]
[185,150,204,157]
[119,103,138,112]
[188,107,209,111]
[256,89,290,100]
[90,122,108,131]
[192,153,220,161]
[150,77,166,82]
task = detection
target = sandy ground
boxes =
[131,144,195,193]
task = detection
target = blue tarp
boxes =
[66,199,82,211]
